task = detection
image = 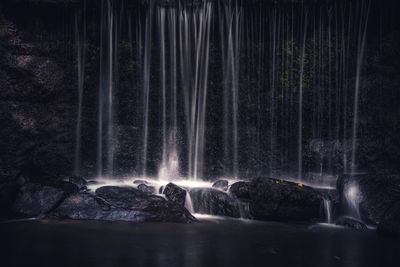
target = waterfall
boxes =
[351,0,371,174]
[141,1,154,177]
[157,6,181,180]
[297,8,308,181]
[73,1,86,176]
[178,1,213,180]
[69,0,376,185]
[219,0,242,178]
[97,0,118,177]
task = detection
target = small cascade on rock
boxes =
[323,198,332,224]
[344,182,361,220]
[237,200,251,220]
[184,190,195,214]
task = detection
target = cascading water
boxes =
[178,1,213,180]
[351,0,371,174]
[97,0,119,177]
[344,183,361,219]
[219,0,242,179]
[323,198,332,224]
[297,7,308,181]
[73,0,373,201]
[73,2,86,176]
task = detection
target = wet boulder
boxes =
[190,188,240,218]
[137,184,156,195]
[377,202,400,236]
[164,183,186,208]
[229,181,250,200]
[336,216,368,230]
[95,186,160,210]
[51,193,110,220]
[52,188,196,223]
[52,192,180,223]
[212,180,229,191]
[68,176,88,190]
[79,186,197,223]
[248,177,323,221]
[0,182,20,216]
[13,183,65,216]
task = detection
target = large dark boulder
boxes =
[96,186,162,210]
[52,193,170,222]
[377,202,400,236]
[52,193,173,222]
[190,188,240,218]
[248,177,323,221]
[336,216,368,230]
[137,184,156,195]
[212,180,229,191]
[13,183,65,216]
[68,176,88,190]
[0,182,20,216]
[229,181,250,199]
[51,193,110,220]
[337,174,400,225]
[164,183,186,208]
[52,187,196,223]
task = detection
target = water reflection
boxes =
[0,220,398,267]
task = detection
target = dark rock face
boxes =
[0,17,76,180]
[96,186,161,210]
[52,187,196,223]
[336,216,368,230]
[377,203,400,236]
[248,178,323,221]
[13,183,65,216]
[164,183,186,208]
[51,193,109,220]
[212,180,229,191]
[190,188,240,218]
[229,181,250,199]
[98,186,196,222]
[0,182,20,216]
[68,176,87,190]
[137,184,156,195]
[337,174,400,225]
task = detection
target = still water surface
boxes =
[0,217,398,267]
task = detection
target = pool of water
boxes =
[0,217,398,267]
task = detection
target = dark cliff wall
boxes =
[0,0,399,183]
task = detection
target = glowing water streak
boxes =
[351,0,371,174]
[73,1,86,176]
